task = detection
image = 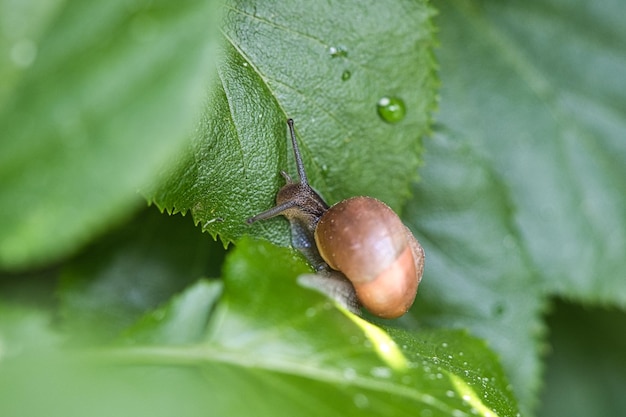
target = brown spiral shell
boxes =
[315,196,424,318]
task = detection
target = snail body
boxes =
[247,119,424,318]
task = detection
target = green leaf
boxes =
[0,0,221,270]
[538,301,626,417]
[405,0,626,413]
[137,240,519,416]
[58,208,223,341]
[0,240,516,416]
[0,240,520,417]
[120,278,222,345]
[0,351,217,417]
[405,132,545,410]
[0,304,62,356]
[148,0,438,247]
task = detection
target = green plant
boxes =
[1,0,625,416]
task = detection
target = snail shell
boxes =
[315,196,424,318]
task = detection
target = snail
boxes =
[247,119,424,318]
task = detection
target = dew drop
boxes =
[343,367,357,381]
[370,366,392,379]
[341,70,352,81]
[349,335,361,345]
[445,390,455,398]
[353,393,369,409]
[11,39,37,68]
[329,45,348,58]
[377,96,406,123]
[153,309,166,321]
[502,233,516,249]
[492,302,506,317]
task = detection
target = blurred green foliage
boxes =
[1,0,625,416]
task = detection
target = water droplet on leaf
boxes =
[377,96,406,123]
[370,366,392,378]
[341,70,351,81]
[11,39,37,68]
[492,302,505,317]
[343,367,357,380]
[328,45,348,58]
[353,393,369,409]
